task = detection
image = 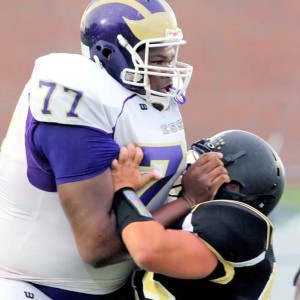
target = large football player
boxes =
[0,0,230,299]
[111,130,286,299]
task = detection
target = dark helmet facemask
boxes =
[183,130,286,215]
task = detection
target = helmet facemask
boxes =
[118,31,193,110]
[169,130,286,216]
[193,130,286,215]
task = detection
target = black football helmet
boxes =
[190,130,286,215]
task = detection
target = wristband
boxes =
[113,188,153,233]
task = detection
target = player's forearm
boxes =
[89,239,131,268]
[151,197,192,228]
[112,188,216,277]
[74,209,130,268]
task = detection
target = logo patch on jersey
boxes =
[161,119,184,134]
[139,103,148,110]
[24,291,34,299]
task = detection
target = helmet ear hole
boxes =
[95,45,113,60]
[224,181,242,193]
[102,48,113,59]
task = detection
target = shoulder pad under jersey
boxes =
[180,200,273,266]
[28,53,134,131]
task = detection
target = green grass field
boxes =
[280,184,300,210]
[269,184,300,225]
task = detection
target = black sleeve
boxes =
[179,200,273,265]
[294,268,300,286]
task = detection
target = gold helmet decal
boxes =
[81,0,178,40]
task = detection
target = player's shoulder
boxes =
[181,200,273,265]
[35,53,97,76]
[33,52,133,104]
[29,53,132,129]
[186,199,273,229]
[34,53,118,92]
[35,52,90,66]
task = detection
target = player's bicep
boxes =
[58,169,114,229]
[57,169,119,264]
[32,123,121,261]
[158,229,218,279]
[122,222,217,279]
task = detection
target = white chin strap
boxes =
[187,150,200,165]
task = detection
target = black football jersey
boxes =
[128,200,275,300]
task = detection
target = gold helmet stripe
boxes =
[81,0,178,40]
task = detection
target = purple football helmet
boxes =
[80,0,193,109]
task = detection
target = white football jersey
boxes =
[0,53,187,294]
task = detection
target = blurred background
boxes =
[1,1,299,298]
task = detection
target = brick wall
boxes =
[1,1,300,183]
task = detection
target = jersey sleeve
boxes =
[26,120,119,191]
[179,200,273,266]
[24,53,130,192]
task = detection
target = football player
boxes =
[111,130,286,299]
[0,0,229,299]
